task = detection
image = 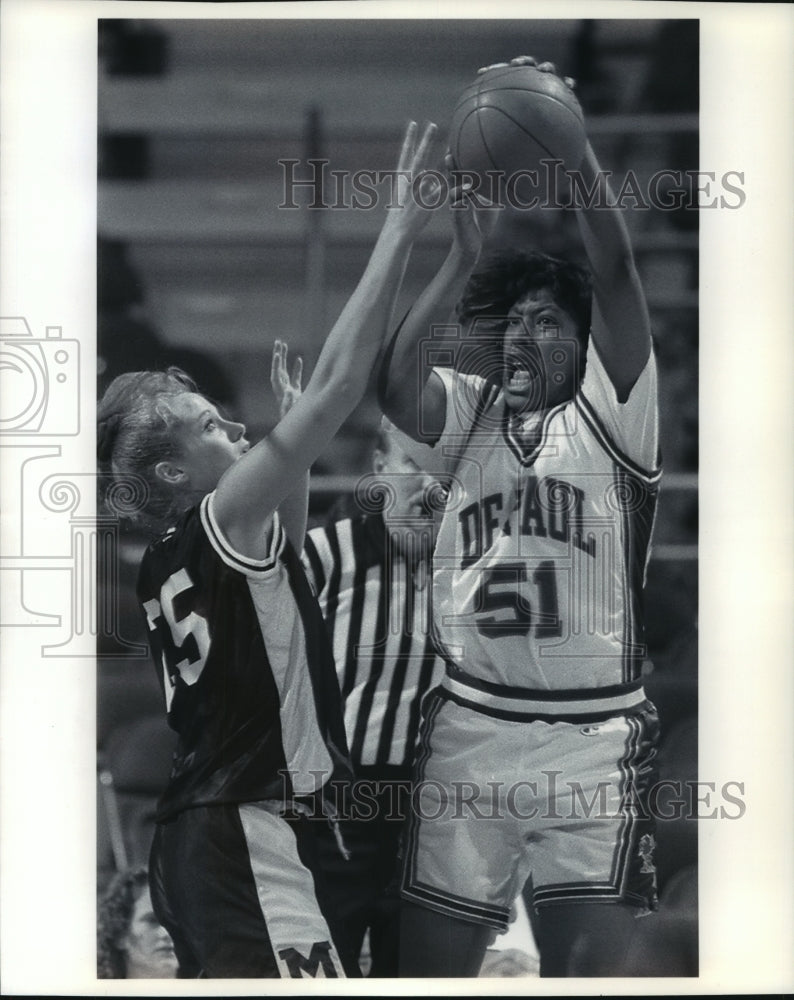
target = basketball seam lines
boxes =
[479,104,558,164]
[454,105,558,171]
[463,85,584,126]
[474,104,499,174]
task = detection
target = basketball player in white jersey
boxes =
[380,58,663,976]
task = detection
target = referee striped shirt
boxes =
[302,514,445,777]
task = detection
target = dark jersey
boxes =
[137,493,352,822]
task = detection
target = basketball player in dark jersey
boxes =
[97,122,438,978]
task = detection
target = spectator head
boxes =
[97,867,177,979]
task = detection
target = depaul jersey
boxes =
[137,494,352,822]
[427,340,661,690]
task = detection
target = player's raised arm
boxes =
[499,55,652,403]
[572,138,652,402]
[211,121,437,560]
[379,166,494,443]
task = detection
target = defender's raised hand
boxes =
[270,339,303,420]
[383,120,441,241]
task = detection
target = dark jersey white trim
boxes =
[200,491,285,574]
[137,495,352,821]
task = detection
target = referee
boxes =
[302,419,446,976]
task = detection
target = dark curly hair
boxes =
[97,866,150,978]
[456,249,592,343]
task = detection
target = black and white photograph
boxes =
[0,1,792,994]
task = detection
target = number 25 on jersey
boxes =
[142,568,211,710]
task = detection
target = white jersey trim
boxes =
[578,340,661,480]
[200,492,284,577]
[431,341,661,483]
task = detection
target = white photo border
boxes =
[1,0,792,994]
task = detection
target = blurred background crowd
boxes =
[96,17,698,976]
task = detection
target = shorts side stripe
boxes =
[531,710,658,911]
[401,691,513,932]
[238,802,345,979]
[612,712,655,899]
[402,690,444,890]
[534,714,643,902]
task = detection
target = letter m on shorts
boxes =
[278,940,340,978]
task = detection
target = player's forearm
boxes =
[392,245,476,375]
[380,245,475,436]
[574,142,638,278]
[574,139,652,398]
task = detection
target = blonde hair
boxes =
[97,367,199,534]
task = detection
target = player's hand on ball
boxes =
[271,339,303,419]
[384,119,440,240]
[447,152,498,261]
[478,54,576,90]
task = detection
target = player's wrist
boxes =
[447,240,481,270]
[376,219,419,253]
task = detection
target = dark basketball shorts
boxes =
[149,799,352,978]
[401,672,660,932]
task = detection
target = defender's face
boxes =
[169,392,249,492]
[502,289,583,413]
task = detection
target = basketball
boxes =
[449,64,586,184]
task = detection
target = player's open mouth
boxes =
[504,354,542,394]
[506,368,535,392]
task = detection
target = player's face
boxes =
[122,886,178,979]
[374,440,439,554]
[169,392,250,491]
[502,289,582,413]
